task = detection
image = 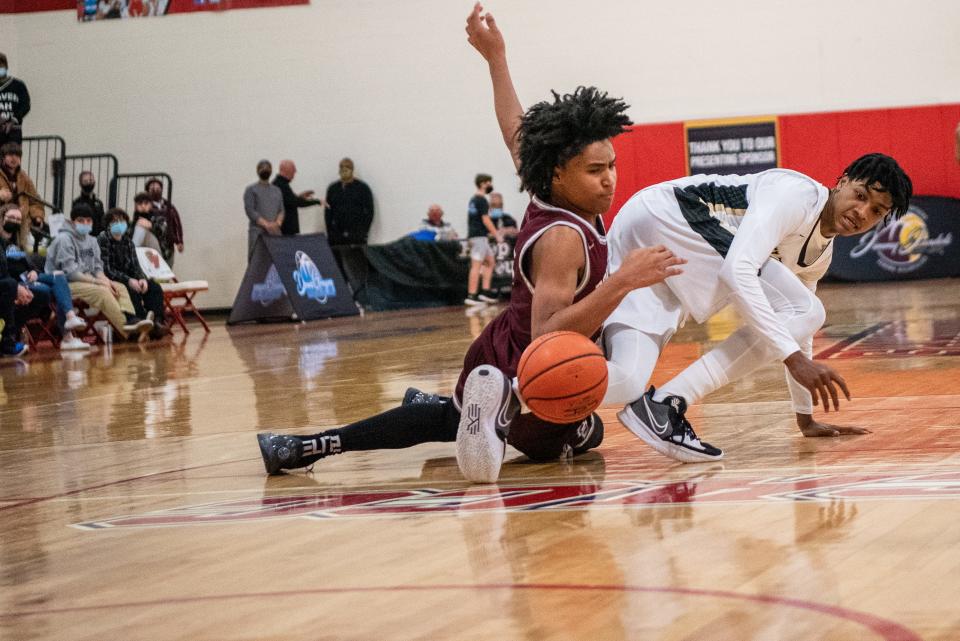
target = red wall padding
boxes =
[608,103,960,227]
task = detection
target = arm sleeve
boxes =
[718,175,818,361]
[53,241,84,281]
[243,187,260,225]
[91,242,104,276]
[784,277,819,413]
[128,240,147,280]
[98,237,122,282]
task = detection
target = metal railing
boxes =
[110,172,173,211]
[59,153,119,214]
[20,135,66,211]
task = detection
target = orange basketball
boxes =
[517,331,608,424]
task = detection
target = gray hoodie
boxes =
[45,222,104,281]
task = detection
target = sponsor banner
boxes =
[828,196,960,281]
[228,233,358,324]
[684,116,779,175]
[77,0,307,21]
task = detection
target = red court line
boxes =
[0,583,922,640]
[0,459,249,513]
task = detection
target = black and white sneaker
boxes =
[618,387,723,463]
[402,387,444,406]
[456,365,520,483]
[257,432,304,475]
[477,290,498,304]
[464,294,485,307]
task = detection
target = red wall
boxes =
[607,103,960,227]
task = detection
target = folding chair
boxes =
[23,305,61,349]
[136,247,210,334]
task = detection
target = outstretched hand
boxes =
[784,352,851,412]
[614,245,686,290]
[466,2,505,63]
[797,414,871,437]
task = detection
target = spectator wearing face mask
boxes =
[145,177,184,266]
[45,203,153,341]
[0,53,30,147]
[0,143,44,251]
[131,191,164,256]
[243,159,284,260]
[488,192,518,238]
[98,207,167,339]
[324,157,374,247]
[71,171,106,237]
[0,203,89,350]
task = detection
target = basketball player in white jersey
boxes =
[602,156,913,462]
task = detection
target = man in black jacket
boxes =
[273,160,322,236]
[324,158,374,246]
[0,54,30,147]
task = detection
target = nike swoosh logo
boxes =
[643,397,670,436]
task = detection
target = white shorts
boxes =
[607,185,732,325]
[469,237,494,262]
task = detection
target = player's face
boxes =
[826,177,893,237]
[551,139,617,217]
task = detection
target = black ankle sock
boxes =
[298,401,460,466]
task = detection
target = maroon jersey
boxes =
[455,196,608,403]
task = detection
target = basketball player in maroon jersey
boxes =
[256,3,685,481]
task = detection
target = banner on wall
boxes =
[78,0,307,21]
[684,116,780,176]
[828,196,960,281]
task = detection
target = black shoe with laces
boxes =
[257,432,305,475]
[617,386,723,462]
[402,387,444,406]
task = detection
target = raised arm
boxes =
[466,2,523,171]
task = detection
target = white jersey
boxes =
[607,168,830,360]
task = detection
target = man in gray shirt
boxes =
[243,159,284,260]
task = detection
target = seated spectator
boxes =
[45,203,153,341]
[131,192,164,256]
[71,171,106,237]
[0,242,28,358]
[98,207,168,340]
[0,143,44,252]
[411,204,458,241]
[1,203,89,350]
[146,178,184,267]
[488,192,518,238]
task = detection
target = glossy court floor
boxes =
[1,278,959,641]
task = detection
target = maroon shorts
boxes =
[455,336,585,461]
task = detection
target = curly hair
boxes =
[517,86,632,201]
[840,153,912,219]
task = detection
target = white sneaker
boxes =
[64,316,86,332]
[455,365,520,483]
[60,336,91,351]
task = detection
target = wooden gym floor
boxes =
[1,278,959,641]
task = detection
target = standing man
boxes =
[273,160,323,236]
[324,158,374,246]
[71,171,106,237]
[0,54,30,147]
[146,177,184,267]
[243,159,284,261]
[464,173,499,306]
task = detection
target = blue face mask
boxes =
[0,68,7,78]
[110,222,128,236]
[490,208,503,220]
[74,223,93,236]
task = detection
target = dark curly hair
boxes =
[517,86,632,201]
[840,153,912,219]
